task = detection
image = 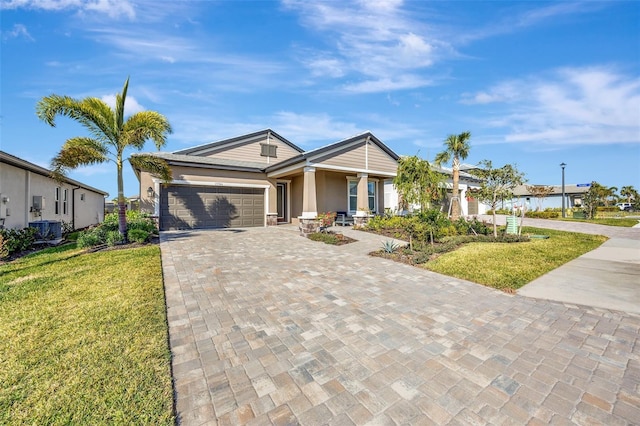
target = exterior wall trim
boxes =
[159,179,270,189]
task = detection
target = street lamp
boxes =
[560,162,566,218]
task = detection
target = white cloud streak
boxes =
[283,0,453,93]
[2,0,136,19]
[101,94,145,116]
[462,67,640,145]
[1,23,34,41]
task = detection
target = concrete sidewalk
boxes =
[478,215,640,313]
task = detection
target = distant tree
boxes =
[526,185,554,211]
[620,185,636,204]
[434,131,471,220]
[604,186,618,207]
[393,156,445,213]
[36,77,173,240]
[582,181,607,218]
[468,160,526,237]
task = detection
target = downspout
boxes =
[71,186,80,230]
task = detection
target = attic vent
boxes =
[260,143,277,158]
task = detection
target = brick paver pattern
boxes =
[160,226,640,425]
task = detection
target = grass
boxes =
[555,217,639,227]
[0,244,174,425]
[424,227,607,291]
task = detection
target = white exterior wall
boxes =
[0,160,105,230]
[383,179,489,216]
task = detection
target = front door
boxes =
[277,183,287,223]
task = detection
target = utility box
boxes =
[506,215,518,234]
[29,220,62,240]
[32,195,44,212]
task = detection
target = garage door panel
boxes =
[160,185,264,230]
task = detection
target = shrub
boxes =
[308,232,340,245]
[596,206,619,212]
[525,211,559,219]
[317,212,337,228]
[0,227,38,257]
[128,229,150,244]
[102,210,158,234]
[76,227,106,248]
[61,220,74,236]
[105,230,124,247]
[0,234,9,260]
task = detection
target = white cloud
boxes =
[101,94,145,116]
[283,0,453,93]
[2,23,34,41]
[268,112,362,145]
[464,67,640,145]
[2,0,135,19]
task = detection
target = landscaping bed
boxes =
[307,230,356,245]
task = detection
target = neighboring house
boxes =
[383,162,489,216]
[511,184,590,211]
[133,129,399,231]
[0,151,107,230]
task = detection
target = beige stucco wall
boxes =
[316,171,349,213]
[0,162,104,230]
[198,135,301,165]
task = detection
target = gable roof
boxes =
[137,151,266,172]
[0,150,108,195]
[173,129,303,156]
[265,131,399,172]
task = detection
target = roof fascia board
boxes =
[174,129,303,156]
[1,151,108,195]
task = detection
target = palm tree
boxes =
[620,185,636,204]
[36,77,173,240]
[434,131,471,220]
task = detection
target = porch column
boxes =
[266,182,278,226]
[301,166,317,218]
[355,173,369,216]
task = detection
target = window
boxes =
[348,180,377,213]
[260,143,277,158]
[368,181,376,212]
[55,187,60,214]
[63,189,68,215]
[349,181,357,212]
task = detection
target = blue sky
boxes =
[1,0,639,199]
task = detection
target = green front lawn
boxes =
[0,244,174,424]
[556,217,639,227]
[424,227,607,290]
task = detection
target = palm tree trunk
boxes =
[451,157,460,220]
[117,158,127,242]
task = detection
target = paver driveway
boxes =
[161,227,640,425]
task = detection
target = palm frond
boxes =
[115,77,129,132]
[123,111,173,150]
[51,137,109,177]
[36,95,117,146]
[129,155,172,183]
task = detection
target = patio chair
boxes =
[334,211,354,226]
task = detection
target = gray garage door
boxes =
[160,185,264,230]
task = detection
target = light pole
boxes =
[560,162,566,218]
